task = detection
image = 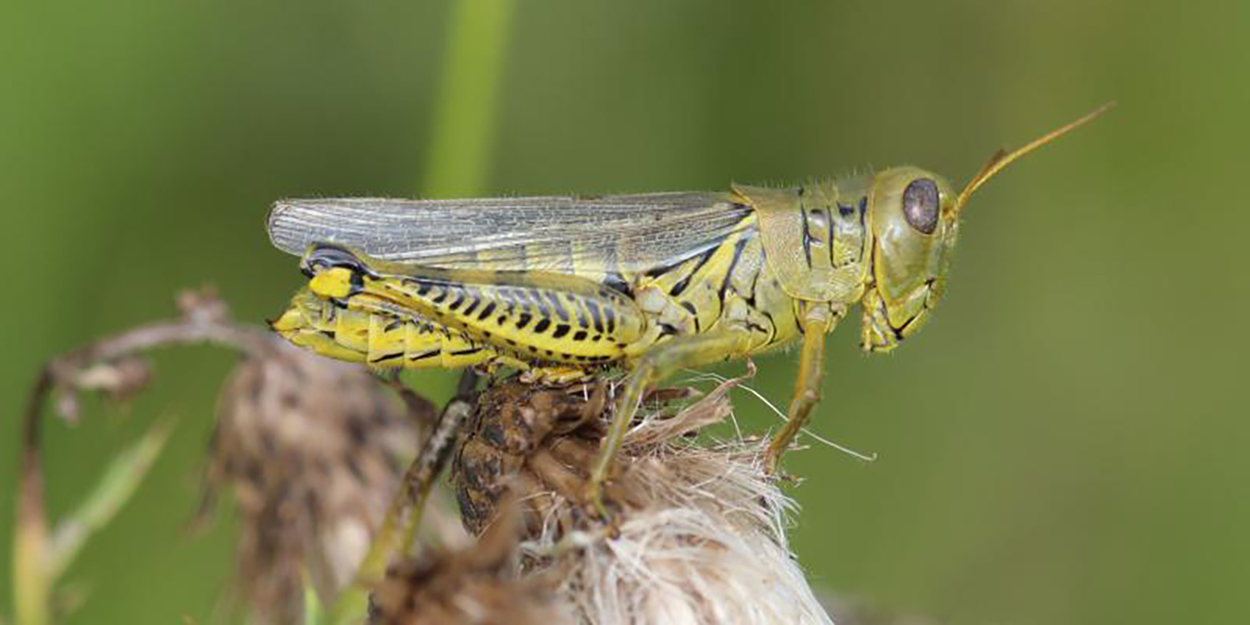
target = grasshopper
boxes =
[269,104,1109,514]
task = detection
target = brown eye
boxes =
[902,178,939,234]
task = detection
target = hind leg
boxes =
[584,327,754,519]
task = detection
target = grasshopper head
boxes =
[860,103,1113,352]
[860,167,958,352]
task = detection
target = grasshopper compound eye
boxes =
[902,178,939,235]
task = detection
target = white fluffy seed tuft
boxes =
[520,379,834,625]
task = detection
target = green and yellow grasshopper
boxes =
[269,104,1109,513]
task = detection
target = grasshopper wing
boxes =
[268,193,753,277]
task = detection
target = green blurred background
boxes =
[2,1,1247,623]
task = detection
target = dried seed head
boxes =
[53,357,153,423]
[176,286,230,324]
[368,497,573,625]
[452,375,833,625]
[204,339,465,623]
[453,382,608,535]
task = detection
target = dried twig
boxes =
[15,288,253,625]
[14,288,457,625]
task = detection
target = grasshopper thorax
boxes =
[860,166,959,352]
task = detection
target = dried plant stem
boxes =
[11,290,268,625]
[330,392,475,623]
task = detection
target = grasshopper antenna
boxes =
[952,101,1115,215]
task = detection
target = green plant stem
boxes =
[14,371,52,625]
[46,420,174,580]
[419,0,517,198]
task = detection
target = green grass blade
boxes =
[45,419,175,580]
[419,0,517,198]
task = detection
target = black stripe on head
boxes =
[800,207,813,268]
